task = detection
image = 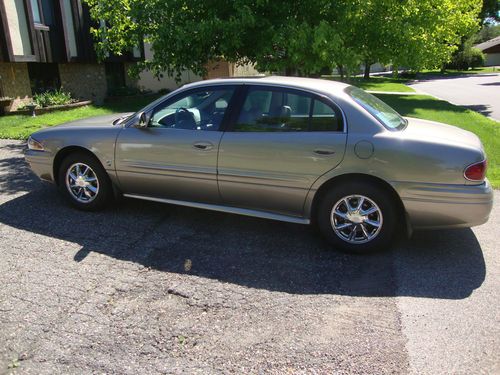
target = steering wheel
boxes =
[174,107,190,127]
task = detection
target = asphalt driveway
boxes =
[409,73,500,121]
[0,140,498,374]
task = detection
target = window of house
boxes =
[30,0,42,24]
[132,45,141,58]
[150,88,235,131]
[234,87,342,132]
[62,0,78,57]
[40,0,56,26]
[4,0,34,56]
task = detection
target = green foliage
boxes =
[480,0,500,22]
[390,0,481,72]
[33,89,73,108]
[469,48,486,68]
[473,24,500,43]
[448,37,486,70]
[84,0,482,78]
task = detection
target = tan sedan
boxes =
[25,77,493,253]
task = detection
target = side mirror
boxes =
[135,111,149,128]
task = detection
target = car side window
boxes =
[234,87,342,132]
[150,88,235,131]
[311,99,342,131]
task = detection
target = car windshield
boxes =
[346,87,407,130]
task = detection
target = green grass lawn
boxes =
[376,94,500,188]
[417,66,499,78]
[348,77,414,92]
[325,76,414,92]
[0,95,159,140]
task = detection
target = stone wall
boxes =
[58,63,107,104]
[0,62,32,110]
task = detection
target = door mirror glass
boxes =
[135,111,149,128]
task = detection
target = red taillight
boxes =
[464,160,487,181]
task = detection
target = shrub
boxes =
[469,48,485,68]
[33,89,73,107]
[447,46,485,71]
[399,71,417,79]
[107,86,141,97]
[157,88,171,95]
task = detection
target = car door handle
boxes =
[313,149,336,155]
[193,142,214,151]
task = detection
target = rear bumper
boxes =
[395,180,493,229]
[25,150,54,182]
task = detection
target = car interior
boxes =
[149,89,234,131]
[149,87,341,132]
[235,89,341,132]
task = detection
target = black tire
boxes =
[58,151,112,211]
[317,182,399,253]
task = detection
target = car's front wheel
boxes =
[58,152,111,211]
[317,182,398,253]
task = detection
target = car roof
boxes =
[182,76,352,96]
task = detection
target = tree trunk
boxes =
[363,61,371,79]
[392,65,399,78]
[338,64,344,80]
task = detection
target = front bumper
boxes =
[395,180,494,229]
[25,150,54,182]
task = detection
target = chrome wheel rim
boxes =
[65,163,99,203]
[330,195,383,244]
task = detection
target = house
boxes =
[137,43,203,93]
[475,36,500,67]
[0,0,141,110]
[137,43,261,93]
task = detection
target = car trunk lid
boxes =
[402,117,483,152]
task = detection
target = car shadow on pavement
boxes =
[0,178,486,300]
[480,81,500,86]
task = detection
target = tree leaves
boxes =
[84,0,482,78]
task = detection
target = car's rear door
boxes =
[115,86,236,204]
[217,85,348,216]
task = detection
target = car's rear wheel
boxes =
[317,182,398,253]
[58,152,111,211]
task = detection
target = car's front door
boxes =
[115,86,236,204]
[217,85,348,216]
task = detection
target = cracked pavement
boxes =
[0,139,498,374]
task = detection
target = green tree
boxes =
[480,0,500,22]
[389,0,481,73]
[474,24,500,43]
[85,0,482,80]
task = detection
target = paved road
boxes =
[408,73,500,121]
[0,140,498,374]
